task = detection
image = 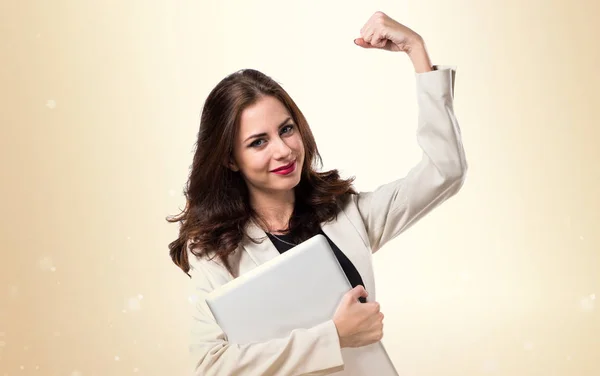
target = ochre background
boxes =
[1,0,598,375]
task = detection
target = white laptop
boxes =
[205,234,399,376]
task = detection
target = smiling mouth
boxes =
[271,161,296,174]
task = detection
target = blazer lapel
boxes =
[321,211,376,301]
[240,219,280,267]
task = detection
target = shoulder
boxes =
[333,193,371,243]
[337,192,359,212]
[337,190,377,220]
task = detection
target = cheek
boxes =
[244,151,271,173]
[291,135,305,154]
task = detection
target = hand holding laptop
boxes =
[333,285,385,348]
[205,235,399,375]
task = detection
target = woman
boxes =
[167,11,467,376]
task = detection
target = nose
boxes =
[273,136,292,160]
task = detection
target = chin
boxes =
[277,178,301,191]
[269,175,302,192]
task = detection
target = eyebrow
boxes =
[243,117,293,143]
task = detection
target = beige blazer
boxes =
[186,65,467,376]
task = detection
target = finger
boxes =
[369,328,384,342]
[370,34,388,48]
[356,285,368,299]
[382,39,400,52]
[354,38,375,48]
[360,22,373,41]
[363,28,375,44]
[359,19,372,36]
[347,285,368,301]
[363,302,378,313]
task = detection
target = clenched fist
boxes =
[333,285,385,348]
[354,11,423,54]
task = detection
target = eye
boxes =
[249,139,266,148]
[281,124,294,134]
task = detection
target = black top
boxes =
[266,229,367,303]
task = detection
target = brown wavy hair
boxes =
[166,69,356,276]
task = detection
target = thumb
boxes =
[354,38,375,49]
[346,285,368,302]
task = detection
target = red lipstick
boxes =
[271,161,296,175]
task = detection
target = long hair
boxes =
[166,69,356,276]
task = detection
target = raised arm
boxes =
[352,12,467,252]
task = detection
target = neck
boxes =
[250,189,295,234]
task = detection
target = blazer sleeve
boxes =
[351,65,467,253]
[187,256,345,376]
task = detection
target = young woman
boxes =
[167,11,467,376]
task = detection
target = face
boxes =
[230,95,305,199]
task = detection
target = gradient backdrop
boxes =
[1,0,599,375]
